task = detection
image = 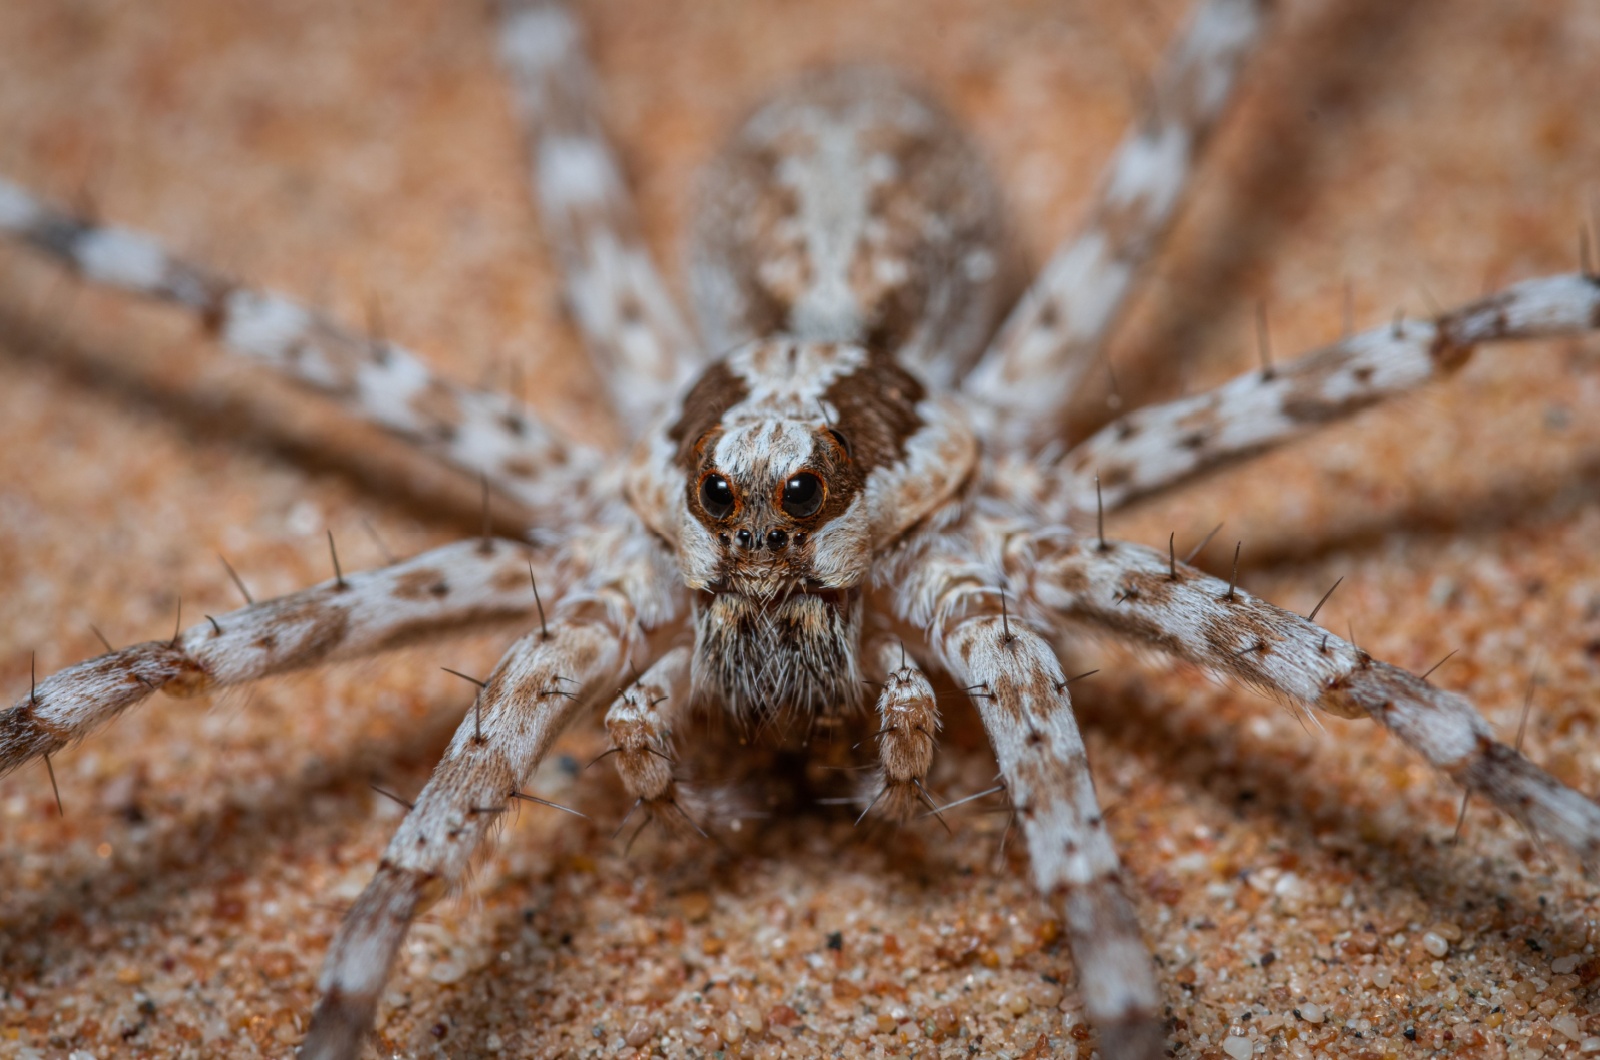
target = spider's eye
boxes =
[826,428,853,461]
[781,472,824,519]
[700,473,736,519]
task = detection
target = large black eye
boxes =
[699,473,736,519]
[781,472,824,519]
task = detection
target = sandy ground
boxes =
[2,0,1600,1057]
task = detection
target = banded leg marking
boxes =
[0,177,598,516]
[496,0,700,428]
[1055,272,1600,514]
[964,0,1274,452]
[1027,534,1600,870]
[938,609,1163,1060]
[302,586,634,1060]
[1,538,549,777]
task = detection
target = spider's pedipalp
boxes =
[1055,271,1600,514]
[0,538,549,779]
[1026,534,1600,871]
[603,643,691,813]
[304,578,637,1060]
[496,0,701,427]
[863,633,941,821]
[0,177,600,517]
[963,0,1275,452]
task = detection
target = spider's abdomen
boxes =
[688,66,1019,388]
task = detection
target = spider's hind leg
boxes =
[495,0,700,428]
[963,0,1275,453]
[1052,272,1600,515]
[0,179,596,517]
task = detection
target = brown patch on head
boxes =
[668,361,749,471]
[821,352,925,475]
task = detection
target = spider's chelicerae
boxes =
[4,0,1600,1056]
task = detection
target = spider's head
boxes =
[646,337,963,722]
[679,414,869,599]
[677,413,871,722]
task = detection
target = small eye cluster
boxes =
[698,471,824,520]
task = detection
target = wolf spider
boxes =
[3,0,1600,1057]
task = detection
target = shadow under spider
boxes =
[1073,672,1589,952]
[0,680,485,973]
[0,298,531,542]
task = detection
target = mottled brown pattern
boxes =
[4,2,1600,1059]
[822,350,926,475]
[391,567,448,600]
[666,360,748,471]
[407,379,465,441]
[690,67,1018,377]
[265,596,354,668]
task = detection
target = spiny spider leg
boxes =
[0,538,547,777]
[496,0,701,428]
[1024,534,1600,869]
[0,178,599,517]
[602,644,697,830]
[935,599,1162,1059]
[964,0,1274,452]
[303,572,644,1060]
[862,632,942,821]
[1056,271,1600,513]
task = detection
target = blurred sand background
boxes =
[2,0,1600,1056]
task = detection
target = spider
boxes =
[3,0,1600,1057]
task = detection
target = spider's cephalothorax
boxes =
[6,1,1600,1057]
[634,68,1006,724]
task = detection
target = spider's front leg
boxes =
[939,599,1163,1059]
[890,541,1164,1058]
[1024,533,1600,868]
[0,538,547,776]
[303,533,678,1060]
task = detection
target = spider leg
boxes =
[0,178,598,516]
[883,539,1162,1057]
[935,597,1162,1059]
[496,0,701,429]
[0,538,548,778]
[302,536,674,1059]
[303,603,630,1059]
[862,632,942,822]
[963,0,1274,453]
[1024,533,1600,869]
[1054,272,1600,513]
[603,644,700,832]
